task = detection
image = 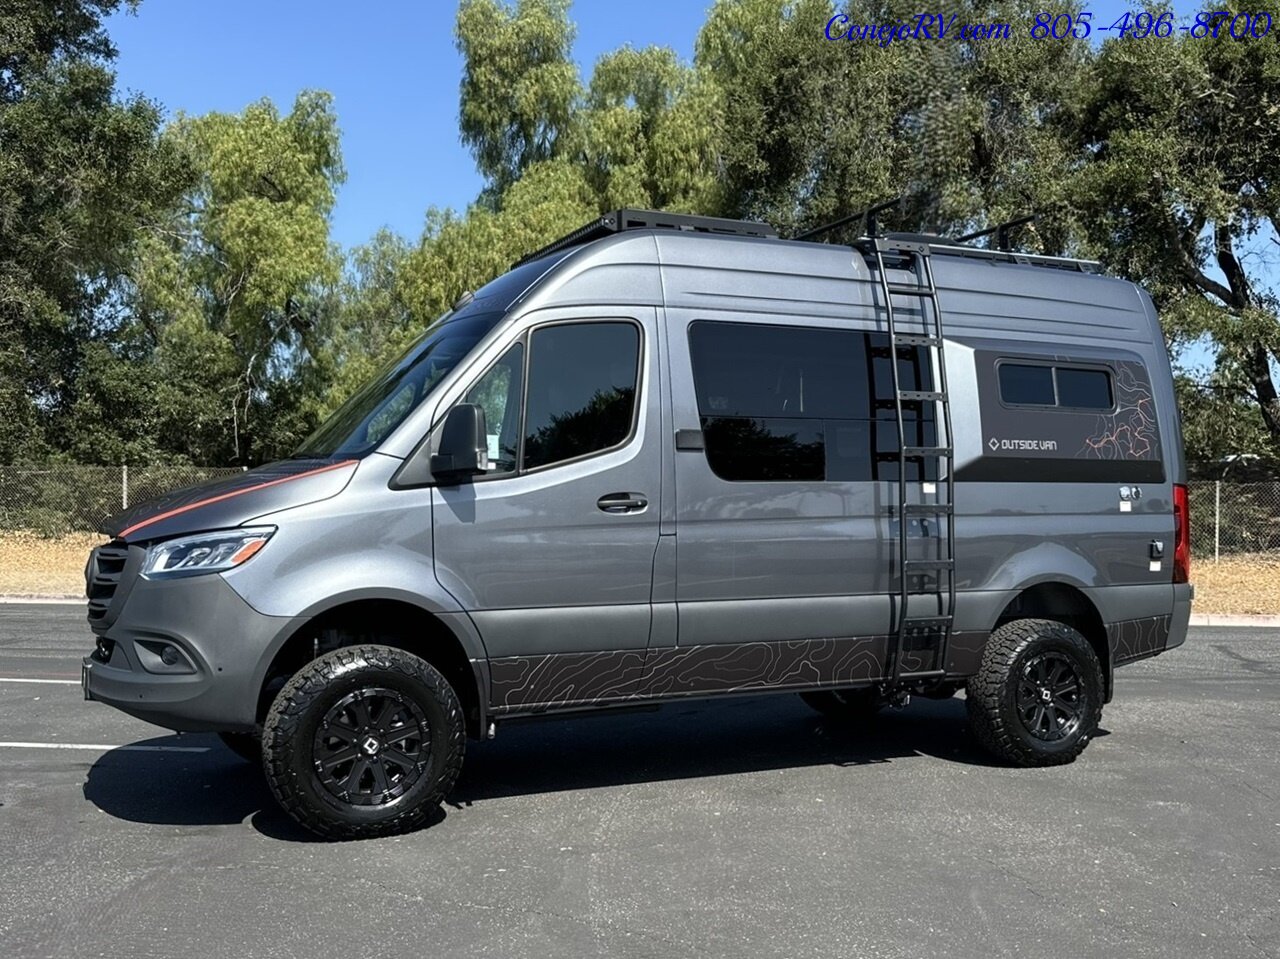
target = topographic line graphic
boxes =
[1080,362,1160,461]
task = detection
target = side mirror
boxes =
[430,403,489,483]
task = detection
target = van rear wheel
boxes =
[799,688,882,721]
[261,644,465,840]
[965,618,1103,767]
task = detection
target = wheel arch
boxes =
[255,595,489,738]
[993,581,1112,702]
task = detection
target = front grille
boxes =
[86,541,129,627]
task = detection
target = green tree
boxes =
[132,91,345,462]
[0,0,191,463]
[1076,7,1280,453]
[457,0,580,198]
[695,0,1089,241]
[310,229,415,420]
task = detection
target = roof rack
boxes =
[955,215,1037,252]
[509,202,1100,275]
[511,208,778,268]
[797,196,1100,274]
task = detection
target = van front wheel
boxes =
[965,618,1103,767]
[261,644,465,839]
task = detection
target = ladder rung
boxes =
[886,282,938,298]
[894,333,941,347]
[902,446,952,457]
[905,560,954,570]
[898,390,945,402]
[902,503,953,514]
[902,618,952,630]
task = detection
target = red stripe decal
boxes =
[119,460,358,540]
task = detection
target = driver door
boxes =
[431,312,664,711]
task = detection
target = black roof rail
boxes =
[798,197,1100,273]
[956,215,1037,251]
[512,208,778,268]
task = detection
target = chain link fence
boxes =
[0,465,245,536]
[1188,481,1280,561]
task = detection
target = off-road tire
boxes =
[965,618,1103,767]
[217,730,262,765]
[799,687,882,722]
[262,644,465,840]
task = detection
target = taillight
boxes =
[1173,483,1191,584]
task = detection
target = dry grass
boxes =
[1190,552,1280,615]
[0,530,104,597]
[0,532,1275,615]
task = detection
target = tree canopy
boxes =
[1,0,1277,473]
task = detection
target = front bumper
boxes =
[82,571,303,732]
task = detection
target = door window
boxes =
[449,321,641,478]
[523,322,640,470]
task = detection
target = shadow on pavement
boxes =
[82,694,1108,838]
[82,733,319,842]
[453,694,1000,805]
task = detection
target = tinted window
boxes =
[523,323,640,470]
[690,322,894,483]
[1056,368,1112,409]
[690,323,870,420]
[998,363,1056,406]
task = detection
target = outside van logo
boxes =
[988,437,1059,452]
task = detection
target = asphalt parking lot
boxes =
[0,605,1276,959]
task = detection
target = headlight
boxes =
[140,527,275,580]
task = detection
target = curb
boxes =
[1188,613,1280,628]
[0,595,83,605]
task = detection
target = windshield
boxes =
[295,311,503,459]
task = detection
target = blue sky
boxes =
[106,0,710,249]
[106,1,1208,250]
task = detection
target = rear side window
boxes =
[999,362,1113,410]
[689,321,897,483]
[523,322,640,470]
[998,364,1055,406]
[1056,368,1112,409]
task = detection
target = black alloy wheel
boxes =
[966,618,1104,767]
[1014,651,1083,742]
[312,687,431,806]
[262,645,465,839]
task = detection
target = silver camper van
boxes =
[83,209,1193,838]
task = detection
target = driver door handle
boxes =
[597,492,648,514]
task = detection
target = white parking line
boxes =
[0,741,209,753]
[0,677,80,685]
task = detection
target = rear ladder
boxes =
[864,237,956,685]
